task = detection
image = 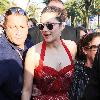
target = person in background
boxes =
[75,26,87,43]
[48,0,64,9]
[28,18,36,29]
[22,6,77,100]
[69,32,100,100]
[48,0,77,42]
[0,7,32,100]
[27,18,43,45]
[81,34,100,100]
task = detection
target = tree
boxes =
[65,0,100,28]
[26,2,40,21]
[0,0,10,14]
[42,0,100,28]
[43,0,50,5]
[64,0,80,27]
[27,4,36,18]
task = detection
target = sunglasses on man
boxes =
[5,7,27,16]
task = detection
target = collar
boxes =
[2,33,27,56]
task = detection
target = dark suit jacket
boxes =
[61,25,77,42]
[0,33,33,100]
[28,26,43,45]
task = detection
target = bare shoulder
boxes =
[27,41,43,55]
[34,41,43,53]
[63,39,77,48]
[62,39,77,60]
[26,46,36,59]
[25,42,43,69]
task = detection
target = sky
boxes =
[34,0,43,3]
[9,0,45,10]
[33,0,67,3]
[9,0,67,10]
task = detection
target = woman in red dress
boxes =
[21,6,77,100]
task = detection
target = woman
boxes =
[82,44,100,100]
[69,32,100,100]
[22,6,77,100]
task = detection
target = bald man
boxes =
[48,0,64,9]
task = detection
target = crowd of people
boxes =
[0,0,100,100]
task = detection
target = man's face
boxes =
[5,14,28,49]
[48,1,64,10]
[48,1,67,22]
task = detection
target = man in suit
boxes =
[27,18,43,45]
[0,7,32,100]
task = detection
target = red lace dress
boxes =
[32,40,74,100]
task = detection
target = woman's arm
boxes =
[70,41,77,60]
[21,47,37,100]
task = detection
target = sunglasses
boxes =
[89,44,99,51]
[85,44,99,51]
[38,23,61,30]
[5,7,27,16]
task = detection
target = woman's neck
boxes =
[46,39,62,49]
[85,58,93,68]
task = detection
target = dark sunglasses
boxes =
[38,23,61,30]
[89,45,99,50]
[84,45,99,51]
[5,7,27,16]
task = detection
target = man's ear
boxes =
[2,22,6,29]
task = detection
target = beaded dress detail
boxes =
[33,40,74,100]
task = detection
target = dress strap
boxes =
[61,39,74,65]
[38,41,46,67]
[38,40,74,67]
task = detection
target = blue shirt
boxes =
[0,33,33,100]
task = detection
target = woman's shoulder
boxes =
[25,42,43,69]
[62,39,77,60]
[63,39,77,50]
[28,41,43,54]
[63,39,76,45]
[25,42,43,64]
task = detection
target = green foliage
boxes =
[0,0,10,14]
[34,0,100,27]
[91,0,100,15]
[64,0,100,28]
[26,3,39,20]
[43,0,50,5]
